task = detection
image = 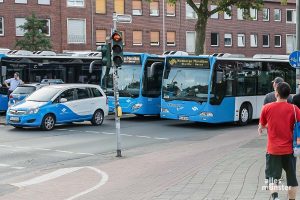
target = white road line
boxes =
[154,137,169,140]
[120,133,133,137]
[136,135,151,139]
[54,150,75,154]
[0,164,10,167]
[12,167,83,187]
[0,163,25,170]
[11,166,25,170]
[56,129,69,131]
[101,132,115,135]
[76,152,95,156]
[85,131,99,134]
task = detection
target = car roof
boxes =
[42,84,101,89]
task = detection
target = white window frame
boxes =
[210,5,218,19]
[38,0,50,5]
[15,18,26,36]
[274,35,281,48]
[15,0,27,4]
[67,18,86,44]
[224,6,231,20]
[67,0,84,7]
[40,19,51,36]
[237,34,245,47]
[186,31,196,53]
[224,33,232,47]
[0,0,4,2]
[237,8,244,20]
[262,34,270,47]
[150,31,159,46]
[274,9,281,22]
[132,0,142,16]
[186,3,199,19]
[286,9,296,23]
[286,34,296,54]
[250,8,257,20]
[263,8,270,21]
[0,17,3,36]
[211,32,219,47]
[250,34,258,47]
[150,1,159,16]
[133,31,143,46]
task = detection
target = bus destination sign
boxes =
[167,58,209,68]
[123,56,141,65]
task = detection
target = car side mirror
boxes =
[60,98,67,103]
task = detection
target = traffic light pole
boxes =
[112,12,122,157]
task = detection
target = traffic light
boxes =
[111,31,123,67]
[97,44,111,67]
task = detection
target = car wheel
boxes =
[238,104,252,126]
[91,110,104,126]
[41,114,55,131]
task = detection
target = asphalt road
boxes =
[0,115,259,199]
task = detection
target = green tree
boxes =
[15,13,52,51]
[150,0,288,55]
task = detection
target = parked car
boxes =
[6,84,108,130]
[8,83,46,107]
[41,79,64,84]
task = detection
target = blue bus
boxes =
[0,51,103,111]
[160,54,296,125]
[101,53,164,116]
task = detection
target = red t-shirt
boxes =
[260,102,300,155]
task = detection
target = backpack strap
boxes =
[294,105,297,123]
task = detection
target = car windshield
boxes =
[26,87,60,102]
[12,86,36,95]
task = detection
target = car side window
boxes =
[76,88,90,100]
[91,88,103,97]
[59,89,75,102]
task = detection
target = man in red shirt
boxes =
[259,82,299,200]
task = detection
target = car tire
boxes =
[91,110,104,126]
[41,114,55,131]
[238,104,252,126]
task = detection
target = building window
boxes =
[0,0,3,2]
[150,31,159,46]
[286,34,296,54]
[40,19,50,36]
[263,8,269,21]
[15,18,26,36]
[274,9,281,21]
[114,0,124,14]
[186,31,195,53]
[263,34,269,47]
[96,0,106,14]
[133,31,142,45]
[250,34,258,47]
[150,0,159,16]
[15,0,27,3]
[186,3,199,19]
[224,6,232,20]
[67,0,84,7]
[167,32,176,46]
[67,19,86,44]
[96,29,106,45]
[224,33,232,47]
[166,2,175,16]
[237,8,244,20]
[38,0,50,5]
[237,34,245,47]
[274,35,281,47]
[210,5,218,19]
[211,33,219,46]
[250,8,257,20]
[120,30,125,45]
[0,17,3,36]
[132,0,142,16]
[287,9,296,23]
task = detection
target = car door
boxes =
[73,87,94,117]
[54,89,78,123]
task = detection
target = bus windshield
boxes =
[163,60,210,102]
[102,64,141,98]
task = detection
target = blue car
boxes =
[6,84,109,130]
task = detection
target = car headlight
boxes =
[200,112,213,117]
[132,103,143,110]
[27,108,39,114]
[161,108,169,113]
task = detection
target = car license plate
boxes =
[179,116,189,121]
[10,116,20,122]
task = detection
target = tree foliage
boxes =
[15,13,52,51]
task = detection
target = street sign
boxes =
[116,14,132,23]
[289,50,300,68]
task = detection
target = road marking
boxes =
[120,133,133,136]
[85,131,99,134]
[0,163,25,170]
[11,166,109,200]
[154,137,169,140]
[136,135,151,139]
[101,132,115,135]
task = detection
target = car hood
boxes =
[10,101,48,110]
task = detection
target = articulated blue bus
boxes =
[160,55,295,125]
[101,53,164,116]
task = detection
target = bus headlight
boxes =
[200,112,213,117]
[132,103,143,110]
[161,108,169,113]
[27,108,39,114]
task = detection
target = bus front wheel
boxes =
[238,104,252,126]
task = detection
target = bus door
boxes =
[0,66,8,111]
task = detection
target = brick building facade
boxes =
[0,0,296,57]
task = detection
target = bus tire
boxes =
[91,109,104,126]
[238,104,252,126]
[41,114,56,131]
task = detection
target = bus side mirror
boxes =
[148,62,163,78]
